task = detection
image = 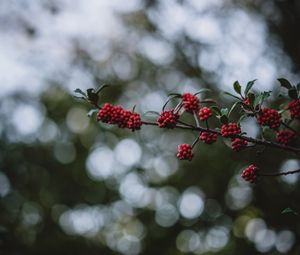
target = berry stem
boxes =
[259,169,300,176]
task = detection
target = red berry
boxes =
[97,103,115,123]
[182,93,200,113]
[157,110,179,128]
[257,108,282,129]
[126,112,142,131]
[199,132,218,144]
[177,144,193,161]
[199,107,213,121]
[231,138,248,151]
[221,123,241,137]
[276,130,296,146]
[241,164,259,183]
[288,99,300,119]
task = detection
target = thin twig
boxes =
[259,169,300,177]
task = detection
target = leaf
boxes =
[278,78,292,89]
[297,83,300,92]
[228,102,242,117]
[200,98,216,104]
[247,92,255,106]
[143,111,160,116]
[168,93,182,97]
[162,95,180,111]
[74,88,86,97]
[233,81,241,95]
[194,88,211,96]
[281,207,299,216]
[87,109,99,118]
[223,92,242,101]
[288,87,298,99]
[211,106,221,115]
[244,79,257,95]
[220,115,228,124]
[237,114,247,124]
[220,108,229,116]
[96,84,110,94]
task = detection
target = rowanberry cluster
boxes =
[182,93,200,113]
[157,110,179,128]
[276,130,296,146]
[221,123,241,137]
[199,132,218,144]
[231,138,248,151]
[257,107,282,129]
[199,107,213,121]
[177,144,193,161]
[97,103,142,131]
[241,164,259,183]
[288,99,300,119]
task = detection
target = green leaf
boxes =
[297,83,300,92]
[228,102,242,117]
[143,111,160,116]
[87,109,99,118]
[220,108,229,116]
[162,95,181,111]
[288,87,298,99]
[220,115,228,124]
[211,106,221,115]
[244,79,257,95]
[233,81,241,94]
[278,78,292,89]
[87,89,99,104]
[281,207,299,216]
[247,92,255,106]
[168,93,182,97]
[74,88,86,97]
[223,92,242,101]
[194,88,211,96]
[96,84,110,94]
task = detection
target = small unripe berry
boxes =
[182,93,200,113]
[221,123,241,137]
[288,99,300,119]
[231,138,248,151]
[177,144,193,161]
[241,164,259,183]
[199,132,218,144]
[276,130,296,146]
[257,107,282,129]
[199,107,213,121]
[157,110,179,128]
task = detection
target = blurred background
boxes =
[1,0,300,254]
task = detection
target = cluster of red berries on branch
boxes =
[241,164,259,183]
[75,78,300,183]
[276,130,296,146]
[288,99,300,119]
[256,107,282,129]
[97,103,142,131]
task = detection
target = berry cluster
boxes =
[157,110,179,128]
[221,123,241,137]
[199,107,213,121]
[97,104,142,131]
[199,132,218,144]
[231,138,248,151]
[241,164,259,183]
[276,130,296,146]
[177,144,193,161]
[257,107,282,129]
[182,93,200,113]
[288,99,300,119]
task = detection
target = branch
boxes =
[259,169,300,176]
[141,121,300,154]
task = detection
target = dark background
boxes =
[1,0,300,254]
